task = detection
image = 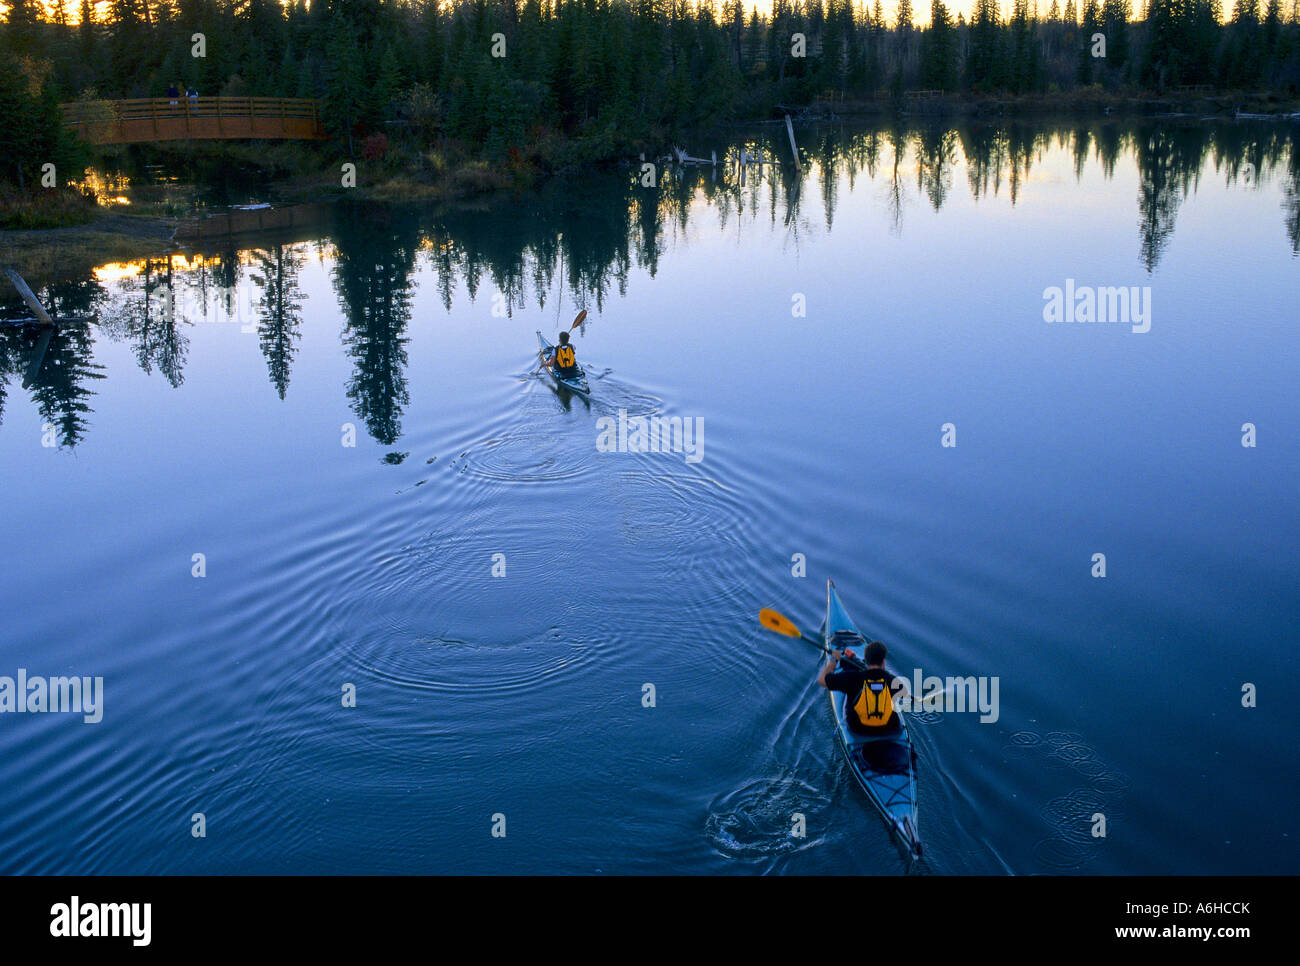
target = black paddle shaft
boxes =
[812,627,869,671]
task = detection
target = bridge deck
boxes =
[61,97,327,145]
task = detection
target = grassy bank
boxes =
[0,211,180,282]
[0,186,101,230]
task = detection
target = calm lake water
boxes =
[1,119,1296,875]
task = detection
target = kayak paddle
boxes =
[759,607,806,640]
[764,607,957,710]
[759,607,866,669]
[540,310,589,370]
[538,310,588,372]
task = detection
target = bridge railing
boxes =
[62,97,323,122]
[61,97,326,143]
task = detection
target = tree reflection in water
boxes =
[2,120,1295,448]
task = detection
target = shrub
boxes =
[362,133,390,161]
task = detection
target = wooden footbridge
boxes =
[60,98,327,145]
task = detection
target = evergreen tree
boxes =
[1191,0,1223,84]
[1078,0,1100,84]
[3,0,44,56]
[920,0,958,89]
[1010,0,1042,91]
[897,0,915,31]
[37,81,86,182]
[1101,0,1131,73]
[1141,0,1183,89]
[325,19,366,152]
[722,0,745,69]
[0,68,38,188]
[896,0,915,85]
[0,0,1292,186]
[1225,0,1264,84]
[967,0,1005,90]
[372,40,404,122]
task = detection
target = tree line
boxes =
[5,117,1297,444]
[1,0,1298,190]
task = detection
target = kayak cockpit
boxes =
[852,739,913,776]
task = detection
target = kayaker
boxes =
[819,641,908,735]
[542,331,580,379]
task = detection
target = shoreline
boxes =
[3,99,1296,284]
[0,176,526,284]
[0,211,181,282]
[809,89,1300,119]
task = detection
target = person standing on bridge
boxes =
[187,86,198,111]
[167,83,179,108]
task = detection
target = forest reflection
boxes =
[3,119,1296,448]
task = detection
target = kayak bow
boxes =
[824,579,922,860]
[537,330,591,396]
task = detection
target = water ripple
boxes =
[704,775,831,863]
[1004,729,1130,873]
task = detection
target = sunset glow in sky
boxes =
[5,0,1279,31]
[5,1,1131,29]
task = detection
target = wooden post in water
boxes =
[785,114,802,174]
[3,269,60,388]
[4,269,54,325]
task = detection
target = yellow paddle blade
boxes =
[570,309,588,330]
[759,608,802,638]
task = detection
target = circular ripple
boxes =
[1031,835,1092,871]
[338,627,600,697]
[1067,757,1110,778]
[1053,742,1096,765]
[610,472,758,592]
[1002,730,1128,872]
[1045,731,1084,747]
[1043,787,1108,825]
[1093,772,1131,795]
[449,430,593,485]
[587,384,662,419]
[614,472,747,539]
[705,776,829,861]
[907,709,945,724]
[392,525,553,593]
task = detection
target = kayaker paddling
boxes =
[819,639,909,736]
[541,330,580,379]
[760,581,922,859]
[536,311,591,396]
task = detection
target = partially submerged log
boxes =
[4,268,53,325]
[2,269,90,328]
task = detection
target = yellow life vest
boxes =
[555,344,576,368]
[853,672,894,728]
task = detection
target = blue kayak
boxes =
[537,330,590,396]
[824,579,922,859]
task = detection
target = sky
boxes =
[6,1,1284,32]
[15,1,986,26]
